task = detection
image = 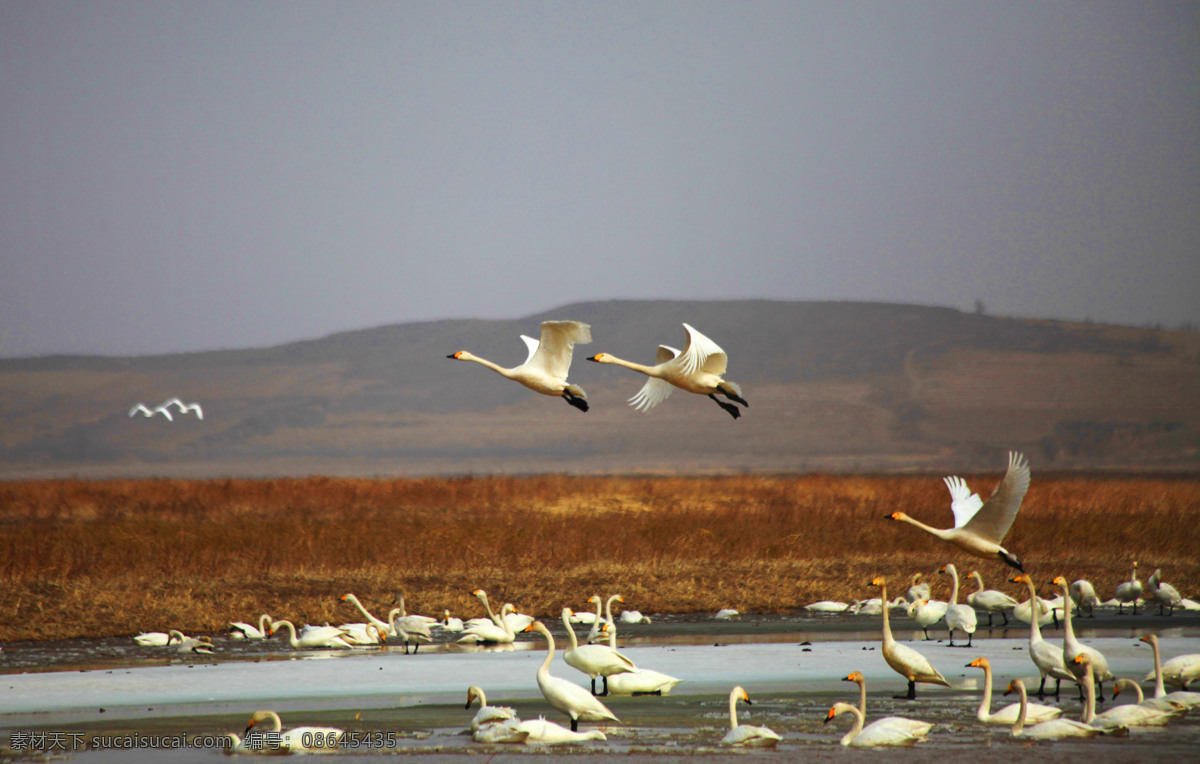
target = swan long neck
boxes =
[978,663,993,722]
[561,610,580,651]
[258,614,272,634]
[251,710,283,733]
[536,624,555,677]
[841,706,865,746]
[947,567,960,604]
[1081,662,1096,723]
[1117,678,1144,703]
[477,592,501,627]
[605,595,620,625]
[1010,680,1027,736]
[273,620,299,648]
[728,689,740,730]
[1019,578,1044,642]
[856,679,866,716]
[877,582,894,646]
[1057,580,1077,641]
[1147,636,1166,699]
[347,595,386,629]
[897,513,951,540]
[465,354,516,379]
[597,354,660,377]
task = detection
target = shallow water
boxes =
[3,611,1199,761]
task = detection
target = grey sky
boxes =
[2,1,1197,358]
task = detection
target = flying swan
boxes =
[587,323,748,419]
[447,321,592,412]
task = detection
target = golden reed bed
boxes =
[2,474,1197,642]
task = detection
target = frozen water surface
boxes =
[2,612,1199,761]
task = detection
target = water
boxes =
[2,612,1199,760]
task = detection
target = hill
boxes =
[1,300,1197,478]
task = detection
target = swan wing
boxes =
[942,476,984,528]
[962,451,1030,544]
[524,321,591,380]
[628,377,674,411]
[519,335,540,366]
[674,323,727,377]
[655,344,681,364]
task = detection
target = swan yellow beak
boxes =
[823,708,836,724]
[587,353,605,362]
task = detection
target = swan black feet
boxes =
[709,393,742,419]
[894,680,919,700]
[563,391,589,412]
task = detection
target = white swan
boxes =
[1114,561,1144,614]
[714,608,741,620]
[824,701,931,747]
[340,593,392,635]
[720,686,781,747]
[587,594,624,645]
[906,599,948,640]
[228,614,272,640]
[841,670,934,736]
[1052,575,1114,700]
[966,571,1017,626]
[234,710,344,753]
[162,397,203,419]
[471,718,529,744]
[270,620,354,649]
[1072,655,1137,733]
[439,609,465,632]
[464,589,532,632]
[1069,579,1101,617]
[1010,575,1073,698]
[1139,634,1200,708]
[457,602,517,644]
[887,451,1030,570]
[1003,678,1100,739]
[465,685,518,732]
[393,594,439,627]
[175,634,215,654]
[561,608,636,696]
[905,573,931,603]
[871,576,950,699]
[387,608,433,653]
[1147,568,1184,615]
[517,716,607,743]
[967,657,1061,724]
[447,320,592,412]
[133,629,185,646]
[619,609,652,624]
[1109,678,1187,721]
[524,621,620,732]
[1140,634,1200,691]
[599,623,683,695]
[587,323,748,419]
[805,600,851,613]
[939,563,977,647]
[128,403,154,418]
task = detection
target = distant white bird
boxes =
[587,323,748,419]
[714,608,740,620]
[872,576,950,700]
[133,629,185,646]
[906,599,948,640]
[517,716,607,744]
[128,403,154,418]
[228,614,273,640]
[825,702,932,747]
[805,600,851,613]
[1114,561,1144,614]
[887,451,1031,570]
[465,685,518,732]
[905,573,931,603]
[619,609,652,624]
[1052,576,1114,701]
[1069,579,1101,617]
[162,397,204,420]
[1147,568,1183,615]
[965,570,1018,626]
[560,608,636,696]
[720,686,781,747]
[447,321,592,412]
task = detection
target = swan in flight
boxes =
[561,608,636,696]
[524,621,620,732]
[1052,576,1114,701]
[447,321,592,412]
[967,657,1061,725]
[233,710,344,753]
[128,403,154,418]
[587,323,748,419]
[871,576,950,699]
[1114,561,1143,613]
[228,614,273,640]
[1140,634,1200,707]
[465,685,518,732]
[939,563,977,647]
[886,451,1031,570]
[966,570,1017,626]
[824,702,932,747]
[720,686,781,747]
[162,397,203,419]
[1003,679,1100,739]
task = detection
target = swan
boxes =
[133,629,185,646]
[850,597,908,615]
[824,702,931,747]
[1139,634,1200,707]
[524,621,620,731]
[393,594,439,627]
[1051,575,1114,700]
[439,609,465,632]
[720,686,781,747]
[228,614,272,640]
[587,594,624,644]
[870,576,950,699]
[237,710,344,753]
[161,397,203,419]
[907,599,948,640]
[587,323,748,419]
[465,685,518,732]
[340,593,392,635]
[1003,678,1101,739]
[1012,593,1057,627]
[906,573,931,603]
[175,635,215,654]
[1069,579,1101,617]
[336,623,386,647]
[561,608,636,696]
[1072,655,1141,732]
[457,602,517,644]
[714,608,740,620]
[584,594,609,643]
[966,571,1017,626]
[939,563,977,647]
[805,600,851,613]
[128,403,153,418]
[1139,634,1200,691]
[599,623,683,695]
[447,320,592,412]
[1114,561,1143,614]
[967,657,1061,724]
[619,609,652,624]
[1110,678,1188,719]
[472,717,529,744]
[387,609,433,653]
[1010,575,1073,698]
[270,620,354,649]
[517,716,607,743]
[886,451,1030,570]
[841,670,932,733]
[464,589,532,632]
[1147,568,1183,615]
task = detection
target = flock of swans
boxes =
[127,397,203,421]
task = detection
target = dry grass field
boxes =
[2,474,1198,643]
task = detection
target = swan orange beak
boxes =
[823,708,836,724]
[587,353,604,362]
